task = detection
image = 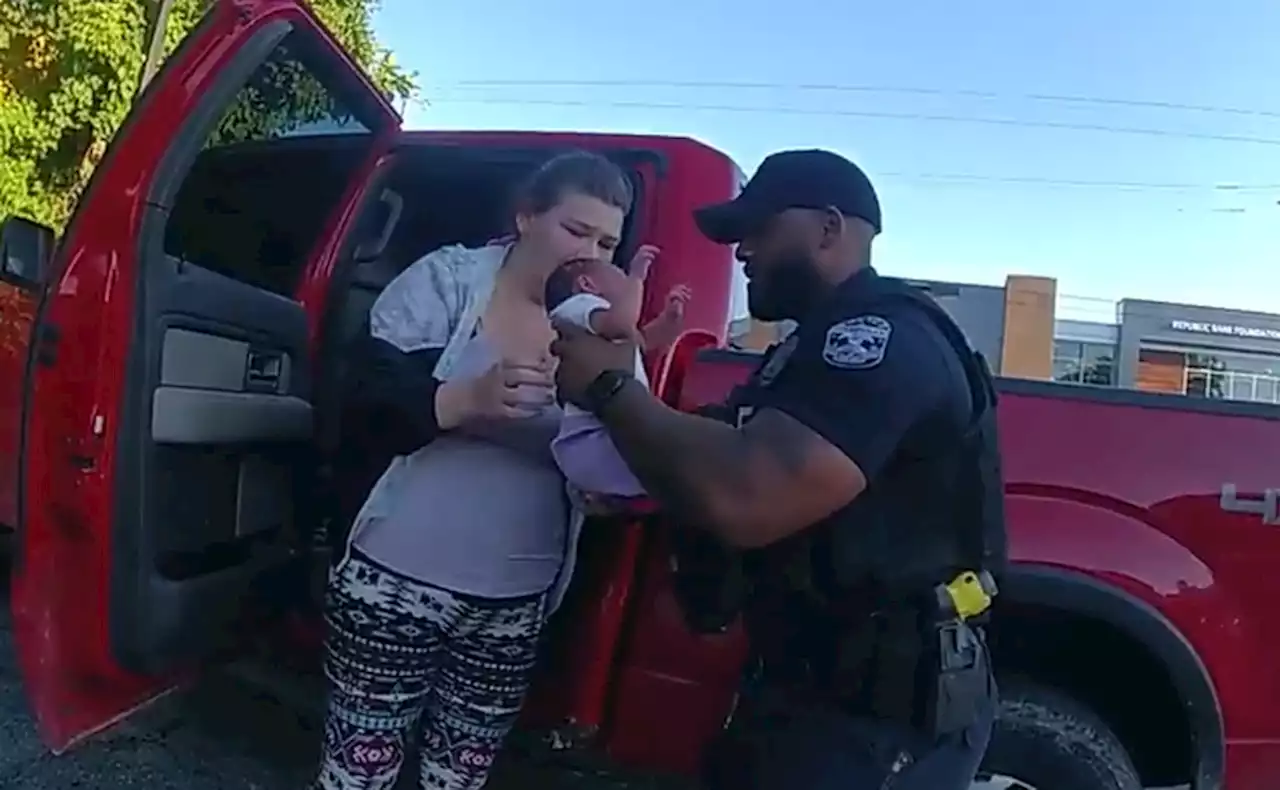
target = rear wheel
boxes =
[974,680,1143,790]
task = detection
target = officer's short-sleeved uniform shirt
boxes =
[736,267,974,538]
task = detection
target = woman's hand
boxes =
[436,359,555,429]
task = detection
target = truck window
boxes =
[162,29,380,297]
[2,231,41,284]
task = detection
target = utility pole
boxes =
[136,0,177,98]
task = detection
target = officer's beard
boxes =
[746,248,828,322]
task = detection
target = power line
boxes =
[878,171,1280,192]
[424,95,1280,148]
[434,79,1280,121]
[417,93,1280,199]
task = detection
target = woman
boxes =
[315,152,636,790]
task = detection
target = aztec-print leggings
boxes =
[314,550,547,790]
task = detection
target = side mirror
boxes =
[0,216,56,288]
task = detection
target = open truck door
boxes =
[14,0,400,753]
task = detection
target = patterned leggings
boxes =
[314,551,547,790]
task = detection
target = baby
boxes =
[547,245,688,498]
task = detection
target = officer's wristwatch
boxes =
[581,369,634,414]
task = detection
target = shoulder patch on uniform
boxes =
[823,315,893,370]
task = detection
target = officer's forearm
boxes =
[597,382,752,538]
[597,381,806,547]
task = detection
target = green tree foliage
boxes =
[0,0,415,229]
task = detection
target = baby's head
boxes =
[546,259,643,323]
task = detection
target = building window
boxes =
[1185,352,1280,404]
[1053,341,1115,386]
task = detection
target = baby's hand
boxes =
[662,284,691,323]
[627,244,660,283]
[640,283,692,353]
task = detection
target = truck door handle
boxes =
[1220,485,1280,525]
[245,350,284,392]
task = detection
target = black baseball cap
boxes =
[694,149,882,244]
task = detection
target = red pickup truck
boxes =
[0,1,1273,789]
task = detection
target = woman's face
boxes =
[516,191,626,275]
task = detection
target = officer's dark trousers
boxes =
[704,677,996,790]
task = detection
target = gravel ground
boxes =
[0,655,679,790]
[0,655,1187,790]
[0,595,690,789]
[0,629,314,789]
[0,585,1184,790]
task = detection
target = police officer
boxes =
[551,149,1007,790]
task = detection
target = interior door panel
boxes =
[150,388,312,444]
[111,252,312,674]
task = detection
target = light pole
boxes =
[136,0,176,98]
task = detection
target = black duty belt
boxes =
[751,574,995,734]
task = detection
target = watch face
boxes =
[586,370,628,412]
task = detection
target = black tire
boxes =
[976,680,1143,790]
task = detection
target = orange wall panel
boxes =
[1000,275,1057,380]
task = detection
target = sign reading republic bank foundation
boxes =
[1106,300,1280,399]
[1169,319,1280,342]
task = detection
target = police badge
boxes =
[823,315,892,370]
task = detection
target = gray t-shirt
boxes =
[351,332,569,598]
[353,425,568,598]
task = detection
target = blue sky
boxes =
[372,0,1280,323]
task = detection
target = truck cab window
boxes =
[163,30,380,297]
